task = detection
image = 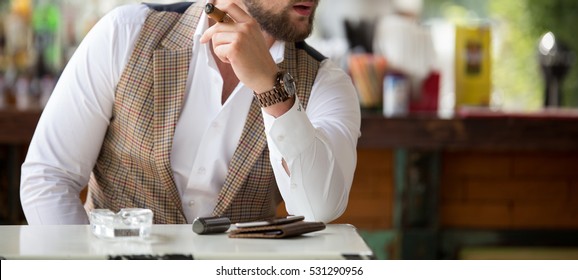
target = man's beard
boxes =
[244,0,316,42]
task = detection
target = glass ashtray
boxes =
[90,208,153,239]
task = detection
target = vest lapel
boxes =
[151,3,203,217]
[213,99,267,216]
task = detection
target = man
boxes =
[20,0,360,224]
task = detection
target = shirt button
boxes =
[212,122,219,128]
[291,183,298,189]
[277,135,285,142]
[198,167,206,175]
[188,200,195,208]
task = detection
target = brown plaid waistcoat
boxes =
[85,2,324,224]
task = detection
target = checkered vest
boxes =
[85,2,324,224]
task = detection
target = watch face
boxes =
[282,72,297,96]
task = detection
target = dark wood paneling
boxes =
[0,108,42,144]
[359,113,578,150]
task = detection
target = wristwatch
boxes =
[254,71,297,107]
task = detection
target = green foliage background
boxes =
[488,0,542,110]
[424,0,578,109]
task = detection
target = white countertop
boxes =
[0,224,374,260]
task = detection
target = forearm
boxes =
[271,136,354,223]
[20,98,107,225]
[20,164,90,225]
[20,106,108,225]
[264,97,359,223]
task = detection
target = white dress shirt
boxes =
[20,4,361,225]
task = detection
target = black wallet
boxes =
[228,216,326,239]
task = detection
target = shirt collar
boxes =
[270,40,285,64]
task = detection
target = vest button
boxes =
[198,167,206,175]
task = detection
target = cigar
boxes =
[204,3,233,23]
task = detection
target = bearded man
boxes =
[20,0,361,225]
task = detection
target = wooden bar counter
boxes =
[0,107,43,224]
[359,109,578,151]
[0,107,42,144]
[4,107,578,150]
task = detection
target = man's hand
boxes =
[200,2,279,94]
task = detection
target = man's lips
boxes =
[293,2,314,16]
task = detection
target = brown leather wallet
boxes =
[228,221,326,239]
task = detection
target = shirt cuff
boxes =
[262,96,316,159]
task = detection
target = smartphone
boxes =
[234,215,304,228]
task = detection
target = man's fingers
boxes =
[210,32,233,60]
[200,3,246,44]
[219,2,252,23]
